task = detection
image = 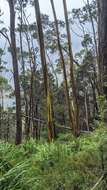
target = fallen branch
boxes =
[90,174,104,190]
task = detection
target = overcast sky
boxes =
[0,0,87,65]
[0,0,87,107]
[0,0,87,51]
[0,0,85,26]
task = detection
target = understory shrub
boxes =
[0,127,107,190]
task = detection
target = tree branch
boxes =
[0,30,11,47]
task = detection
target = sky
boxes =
[0,0,85,26]
[0,0,85,51]
[39,0,84,18]
[0,0,87,59]
[0,0,85,75]
[0,0,87,107]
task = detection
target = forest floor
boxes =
[0,126,107,190]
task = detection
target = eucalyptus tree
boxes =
[63,0,80,136]
[17,2,37,139]
[50,0,74,133]
[71,1,100,128]
[97,0,107,99]
[17,0,29,135]
[85,0,103,94]
[34,0,55,141]
[72,0,100,94]
[8,0,22,145]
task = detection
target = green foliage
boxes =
[0,128,107,190]
[98,96,106,122]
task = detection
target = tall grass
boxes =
[0,128,107,190]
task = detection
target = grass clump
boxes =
[0,127,107,190]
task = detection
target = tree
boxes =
[85,0,103,94]
[50,0,74,133]
[17,0,29,136]
[71,1,99,127]
[63,0,80,136]
[97,0,107,99]
[34,0,55,142]
[8,0,22,145]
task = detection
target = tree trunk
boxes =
[86,0,103,94]
[50,0,74,132]
[8,0,22,145]
[84,90,89,131]
[0,105,2,139]
[19,0,29,136]
[63,0,80,136]
[97,0,107,98]
[34,0,55,142]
